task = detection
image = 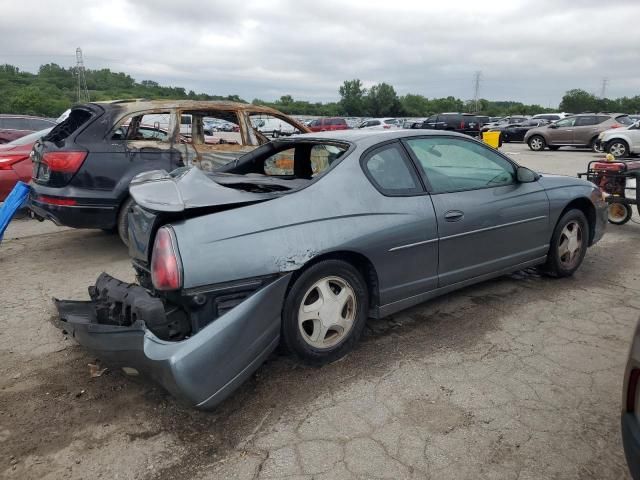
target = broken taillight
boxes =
[42,151,87,173]
[151,226,183,291]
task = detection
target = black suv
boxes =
[420,113,482,137]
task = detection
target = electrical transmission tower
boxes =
[75,47,90,103]
[600,78,608,99]
[473,71,482,112]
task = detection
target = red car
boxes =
[0,115,56,144]
[307,117,349,132]
[0,128,52,201]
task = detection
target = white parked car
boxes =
[252,117,298,137]
[357,118,400,130]
[598,121,640,158]
[532,112,571,122]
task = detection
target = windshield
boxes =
[7,127,53,145]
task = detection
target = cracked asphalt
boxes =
[1,143,640,479]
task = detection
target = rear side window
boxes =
[575,116,597,126]
[0,117,30,130]
[112,112,171,141]
[29,118,54,130]
[329,118,346,126]
[44,108,94,143]
[363,143,421,195]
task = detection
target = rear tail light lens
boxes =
[42,151,87,173]
[151,227,183,291]
[627,368,640,412]
[0,155,28,170]
[38,195,77,206]
[610,124,622,129]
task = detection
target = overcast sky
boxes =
[2,0,639,106]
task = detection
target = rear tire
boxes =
[281,260,368,366]
[608,202,632,225]
[542,209,588,278]
[117,197,135,247]
[528,135,546,151]
[589,137,601,152]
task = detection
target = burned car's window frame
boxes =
[107,109,175,143]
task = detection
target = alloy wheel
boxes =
[298,276,357,349]
[609,142,627,158]
[530,137,544,151]
[557,221,583,269]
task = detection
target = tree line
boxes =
[1,64,639,119]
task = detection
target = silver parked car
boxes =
[55,130,607,409]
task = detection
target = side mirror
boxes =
[517,166,539,183]
[549,124,558,129]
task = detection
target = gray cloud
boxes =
[1,0,639,105]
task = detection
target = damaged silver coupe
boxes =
[55,129,607,409]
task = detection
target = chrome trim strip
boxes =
[389,238,438,252]
[441,215,547,241]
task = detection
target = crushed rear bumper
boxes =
[55,272,291,409]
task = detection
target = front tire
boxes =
[281,260,368,366]
[117,197,135,247]
[607,140,629,158]
[542,209,588,277]
[528,135,546,151]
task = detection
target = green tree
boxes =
[365,82,402,117]
[401,94,430,116]
[559,89,600,113]
[338,79,366,116]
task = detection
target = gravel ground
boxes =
[1,142,639,480]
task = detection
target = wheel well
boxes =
[288,251,380,310]
[561,198,596,244]
[608,137,629,147]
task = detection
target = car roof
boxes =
[573,112,627,117]
[83,99,299,117]
[291,128,468,146]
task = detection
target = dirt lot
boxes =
[1,143,639,479]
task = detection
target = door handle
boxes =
[444,210,464,221]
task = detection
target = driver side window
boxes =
[406,137,515,193]
[555,117,576,128]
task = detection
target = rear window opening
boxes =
[44,108,94,145]
[213,140,350,193]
